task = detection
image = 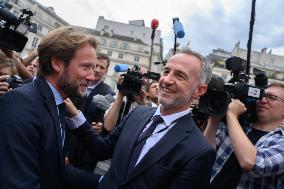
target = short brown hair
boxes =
[37,26,99,76]
[96,52,110,68]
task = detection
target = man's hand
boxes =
[133,87,148,105]
[64,98,80,117]
[0,75,11,96]
[227,99,247,118]
[91,122,103,134]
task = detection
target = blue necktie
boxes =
[57,103,66,148]
[127,115,164,174]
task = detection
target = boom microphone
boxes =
[114,64,129,72]
[173,18,185,38]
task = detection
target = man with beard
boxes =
[0,26,100,189]
[68,53,115,173]
[67,47,216,189]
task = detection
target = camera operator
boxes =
[204,82,284,188]
[104,66,149,131]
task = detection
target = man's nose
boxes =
[163,73,174,84]
[86,69,95,81]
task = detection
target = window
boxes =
[100,38,107,46]
[120,42,128,50]
[118,53,124,59]
[31,37,39,48]
[37,24,43,32]
[107,51,112,57]
[134,56,140,62]
[104,26,109,30]
[110,40,118,48]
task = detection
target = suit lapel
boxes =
[126,113,194,182]
[35,77,64,167]
[117,107,156,180]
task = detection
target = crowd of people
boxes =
[0,26,283,189]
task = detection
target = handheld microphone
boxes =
[151,19,159,40]
[173,18,185,38]
[92,94,115,111]
[151,19,159,30]
[114,64,129,72]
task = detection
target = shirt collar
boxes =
[46,80,64,106]
[153,105,192,126]
[88,79,103,90]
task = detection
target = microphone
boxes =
[173,17,185,38]
[92,94,115,111]
[114,64,129,72]
[151,19,159,40]
[151,19,159,30]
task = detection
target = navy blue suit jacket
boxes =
[0,77,99,189]
[74,106,216,189]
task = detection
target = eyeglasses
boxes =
[264,93,284,103]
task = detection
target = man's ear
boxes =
[194,84,208,98]
[51,57,63,73]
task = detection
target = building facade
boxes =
[83,16,163,88]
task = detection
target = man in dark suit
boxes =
[0,26,100,189]
[68,53,115,172]
[68,47,216,189]
[84,52,115,127]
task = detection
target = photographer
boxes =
[204,82,284,188]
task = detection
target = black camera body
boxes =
[194,57,267,121]
[0,2,35,52]
[117,65,160,96]
[6,75,23,89]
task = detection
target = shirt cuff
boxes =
[66,111,86,130]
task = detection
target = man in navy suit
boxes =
[68,52,115,172]
[68,47,216,189]
[0,26,101,189]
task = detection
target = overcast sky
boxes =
[37,0,284,57]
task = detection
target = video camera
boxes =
[116,64,160,96]
[0,2,35,52]
[194,56,268,122]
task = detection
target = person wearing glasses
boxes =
[204,82,284,189]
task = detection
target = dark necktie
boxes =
[57,103,66,148]
[127,115,164,174]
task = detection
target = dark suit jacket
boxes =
[0,77,99,189]
[74,106,216,189]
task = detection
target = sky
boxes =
[37,0,284,58]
